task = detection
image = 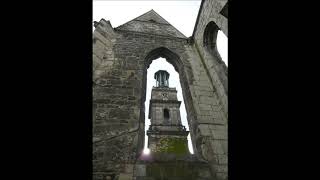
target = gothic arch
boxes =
[203,21,227,68]
[144,47,183,73]
[141,47,199,156]
[202,21,228,95]
[203,22,218,48]
[203,21,220,55]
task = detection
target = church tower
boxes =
[147,70,189,155]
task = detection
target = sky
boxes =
[93,0,228,154]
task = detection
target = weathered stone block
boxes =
[198,168,211,178]
[209,139,226,155]
[212,117,226,125]
[198,124,211,136]
[93,173,104,180]
[216,172,228,180]
[197,115,214,124]
[199,96,217,105]
[216,154,227,165]
[109,109,131,119]
[212,164,227,173]
[119,173,133,180]
[125,164,134,173]
[135,164,146,176]
[211,128,227,140]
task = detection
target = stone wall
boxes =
[93,20,146,179]
[134,160,212,180]
[193,0,228,117]
[191,1,228,179]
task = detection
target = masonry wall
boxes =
[93,20,146,179]
[193,0,228,117]
[134,160,212,180]
[191,1,228,179]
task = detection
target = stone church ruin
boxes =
[93,0,228,179]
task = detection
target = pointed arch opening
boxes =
[203,21,228,66]
[203,21,219,53]
[142,47,197,155]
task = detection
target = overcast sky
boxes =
[93,0,228,154]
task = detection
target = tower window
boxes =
[164,109,170,122]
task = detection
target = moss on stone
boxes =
[154,137,189,154]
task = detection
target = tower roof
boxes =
[154,70,170,79]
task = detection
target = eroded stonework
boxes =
[93,1,228,179]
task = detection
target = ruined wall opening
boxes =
[142,49,195,155]
[203,21,219,53]
[203,21,228,66]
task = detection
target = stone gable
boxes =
[116,9,187,39]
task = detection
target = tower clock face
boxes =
[162,93,168,100]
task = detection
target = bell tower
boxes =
[147,70,189,155]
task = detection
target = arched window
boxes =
[164,109,170,123]
[203,21,219,53]
[203,21,227,66]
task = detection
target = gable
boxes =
[116,10,187,38]
[134,9,170,24]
